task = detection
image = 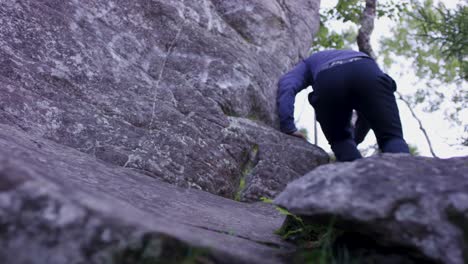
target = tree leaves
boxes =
[321,0,407,24]
[379,0,467,145]
[381,0,467,83]
[316,0,407,52]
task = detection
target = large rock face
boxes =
[0,124,294,264]
[275,155,468,264]
[0,0,326,200]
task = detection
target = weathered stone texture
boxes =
[0,0,325,199]
[0,124,294,264]
[224,117,329,202]
[275,154,468,264]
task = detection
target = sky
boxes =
[294,0,467,158]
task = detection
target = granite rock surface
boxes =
[275,155,468,264]
[0,124,296,264]
[0,0,329,262]
[0,0,326,199]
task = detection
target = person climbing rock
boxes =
[277,49,410,162]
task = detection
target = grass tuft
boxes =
[262,199,359,264]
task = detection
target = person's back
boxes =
[305,49,370,83]
[277,49,409,161]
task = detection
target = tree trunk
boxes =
[357,0,377,59]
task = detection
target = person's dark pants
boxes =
[308,58,410,162]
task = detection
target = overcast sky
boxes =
[294,0,467,158]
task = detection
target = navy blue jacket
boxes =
[277,49,370,133]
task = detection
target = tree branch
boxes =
[396,92,438,157]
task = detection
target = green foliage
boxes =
[271,205,337,263]
[326,0,364,23]
[275,211,360,264]
[261,199,360,263]
[408,143,420,156]
[311,24,357,52]
[381,0,467,83]
[376,1,409,20]
[260,197,273,203]
[260,198,330,244]
[380,0,467,144]
[313,0,360,51]
[235,144,259,201]
[314,0,407,52]
[416,1,467,79]
[274,207,337,247]
[234,177,245,201]
[323,0,407,24]
[298,128,310,141]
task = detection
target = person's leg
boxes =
[354,111,371,145]
[310,68,362,162]
[351,61,409,153]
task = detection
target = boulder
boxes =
[274,154,468,264]
[0,0,326,200]
[0,124,297,264]
[223,117,329,202]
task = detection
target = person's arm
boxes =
[277,61,310,134]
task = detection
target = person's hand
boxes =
[289,130,307,140]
